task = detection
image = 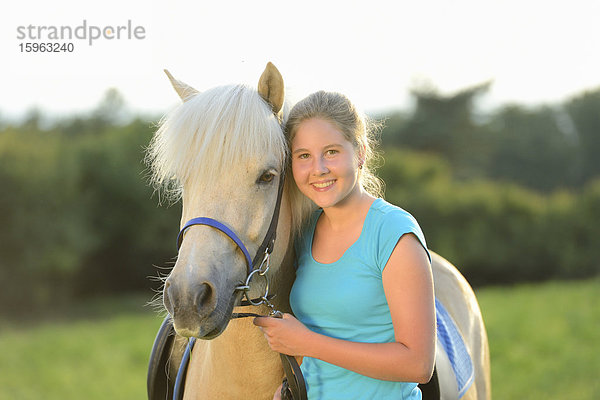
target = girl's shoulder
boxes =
[367,198,421,232]
[365,198,431,268]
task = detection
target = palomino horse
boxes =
[147,63,490,399]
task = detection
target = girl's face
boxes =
[291,118,361,209]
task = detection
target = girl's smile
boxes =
[311,179,336,190]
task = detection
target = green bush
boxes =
[379,149,599,285]
[1,121,599,314]
[0,120,180,314]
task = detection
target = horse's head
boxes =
[148,63,291,338]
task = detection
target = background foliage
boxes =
[0,86,599,313]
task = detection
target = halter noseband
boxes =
[177,218,253,271]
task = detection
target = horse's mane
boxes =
[147,84,285,195]
[147,83,314,237]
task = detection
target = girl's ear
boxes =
[358,143,367,168]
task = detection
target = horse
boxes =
[146,63,491,399]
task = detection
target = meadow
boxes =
[0,279,598,399]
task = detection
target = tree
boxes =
[383,82,492,180]
[564,88,600,185]
[485,104,580,191]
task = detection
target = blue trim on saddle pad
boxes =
[435,298,474,398]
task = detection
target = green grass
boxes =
[0,295,164,400]
[476,278,600,400]
[0,280,598,399]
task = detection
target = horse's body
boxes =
[148,63,490,399]
[430,253,490,400]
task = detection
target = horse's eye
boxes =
[258,171,275,184]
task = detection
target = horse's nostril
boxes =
[194,282,217,316]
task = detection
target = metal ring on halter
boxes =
[242,268,270,306]
[234,251,271,292]
[234,283,251,292]
[257,251,270,274]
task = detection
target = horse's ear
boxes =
[164,69,199,102]
[258,62,284,115]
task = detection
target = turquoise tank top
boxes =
[289,198,431,400]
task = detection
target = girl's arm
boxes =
[254,233,436,384]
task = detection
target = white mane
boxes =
[147,84,287,198]
[147,82,316,237]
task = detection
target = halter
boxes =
[176,167,286,307]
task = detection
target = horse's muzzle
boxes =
[164,279,219,336]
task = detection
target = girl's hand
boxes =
[253,313,313,356]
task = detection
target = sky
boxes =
[2,0,600,121]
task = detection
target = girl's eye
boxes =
[258,171,275,183]
[298,153,310,160]
[326,149,338,156]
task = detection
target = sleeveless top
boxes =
[289,198,431,399]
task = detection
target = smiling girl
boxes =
[254,91,435,400]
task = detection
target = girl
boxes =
[254,91,435,399]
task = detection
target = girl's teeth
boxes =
[314,181,334,188]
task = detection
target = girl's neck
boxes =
[320,186,376,232]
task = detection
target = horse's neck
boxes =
[270,242,296,313]
[183,249,296,399]
[184,316,284,399]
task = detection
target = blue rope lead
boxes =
[173,337,196,400]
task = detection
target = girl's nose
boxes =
[312,156,329,175]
